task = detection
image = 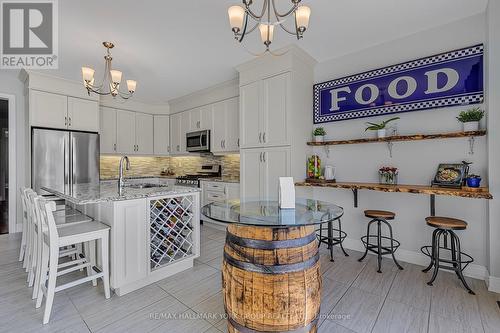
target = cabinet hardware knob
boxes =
[263,152,266,162]
[237,138,239,147]
[263,132,266,143]
[259,132,262,143]
[114,143,116,151]
[64,116,67,126]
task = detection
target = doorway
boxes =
[0,99,8,234]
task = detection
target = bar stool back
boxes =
[421,216,474,294]
[358,210,403,273]
[18,188,30,263]
[34,198,111,324]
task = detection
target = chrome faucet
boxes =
[118,156,130,195]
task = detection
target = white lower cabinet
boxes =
[241,146,290,200]
[109,199,149,289]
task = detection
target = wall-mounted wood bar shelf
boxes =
[307,130,486,146]
[295,181,492,216]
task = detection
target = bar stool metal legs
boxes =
[359,217,403,273]
[421,228,475,294]
[317,219,348,262]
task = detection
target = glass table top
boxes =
[201,198,344,227]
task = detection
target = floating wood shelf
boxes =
[307,130,486,146]
[295,181,492,199]
[296,181,492,216]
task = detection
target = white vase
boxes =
[377,129,387,138]
[313,135,324,142]
[463,121,479,132]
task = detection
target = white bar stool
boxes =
[34,198,110,324]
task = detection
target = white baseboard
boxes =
[341,237,489,282]
[486,275,500,294]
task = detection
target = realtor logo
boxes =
[1,0,58,68]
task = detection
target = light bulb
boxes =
[259,24,274,45]
[228,6,245,32]
[126,80,137,93]
[110,70,122,84]
[295,6,311,32]
[81,67,95,82]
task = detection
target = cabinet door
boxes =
[189,107,201,130]
[261,147,291,200]
[262,72,289,147]
[240,81,261,148]
[116,110,136,154]
[29,90,68,129]
[100,107,117,153]
[211,101,226,153]
[135,113,154,154]
[153,115,170,155]
[199,105,213,130]
[170,113,181,154]
[240,149,262,200]
[67,97,99,132]
[225,97,239,151]
[112,199,148,288]
[180,111,191,154]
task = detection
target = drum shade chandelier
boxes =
[81,42,137,99]
[228,0,311,54]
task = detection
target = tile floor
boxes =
[1,224,499,333]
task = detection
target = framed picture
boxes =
[431,163,466,188]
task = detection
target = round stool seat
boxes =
[364,210,395,220]
[425,216,467,230]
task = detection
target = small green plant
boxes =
[365,117,400,131]
[456,107,484,123]
[313,127,326,136]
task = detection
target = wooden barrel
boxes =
[222,224,321,333]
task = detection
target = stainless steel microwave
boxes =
[186,130,210,152]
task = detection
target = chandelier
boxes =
[227,0,311,54]
[81,42,137,99]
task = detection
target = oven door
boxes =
[186,130,210,152]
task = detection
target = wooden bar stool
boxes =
[421,216,475,294]
[317,218,349,261]
[358,210,403,273]
[34,198,111,324]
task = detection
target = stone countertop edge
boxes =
[199,177,240,183]
[41,185,200,205]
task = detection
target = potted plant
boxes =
[379,166,398,185]
[457,107,484,132]
[466,174,482,188]
[313,127,326,142]
[365,117,400,138]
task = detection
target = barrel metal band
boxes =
[226,231,317,250]
[224,251,320,274]
[227,315,319,333]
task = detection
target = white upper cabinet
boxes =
[240,81,261,148]
[212,97,239,154]
[240,72,289,148]
[135,113,154,155]
[170,112,182,154]
[100,107,117,154]
[29,90,99,132]
[67,97,100,132]
[199,105,213,130]
[262,73,288,147]
[154,115,170,155]
[190,107,200,130]
[180,111,190,154]
[116,110,136,154]
[30,90,68,129]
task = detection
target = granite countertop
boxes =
[200,177,240,184]
[42,181,200,205]
[100,175,177,181]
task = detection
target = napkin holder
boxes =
[279,177,295,209]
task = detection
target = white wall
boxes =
[486,1,500,290]
[298,13,490,279]
[0,70,26,231]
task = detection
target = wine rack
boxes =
[149,196,195,270]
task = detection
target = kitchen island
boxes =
[43,182,201,296]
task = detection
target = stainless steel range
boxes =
[175,164,221,187]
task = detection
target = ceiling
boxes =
[53,0,487,104]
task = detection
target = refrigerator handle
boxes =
[64,133,70,194]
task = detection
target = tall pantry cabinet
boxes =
[237,46,316,200]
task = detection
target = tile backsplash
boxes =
[100,154,240,179]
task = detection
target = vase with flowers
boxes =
[379,166,399,185]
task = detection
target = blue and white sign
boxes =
[313,44,484,123]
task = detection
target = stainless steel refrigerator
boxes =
[32,128,100,195]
